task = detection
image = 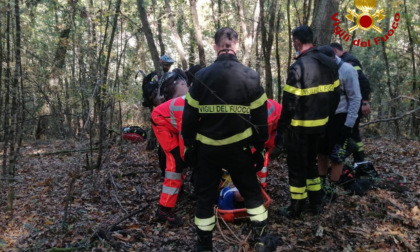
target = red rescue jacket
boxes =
[257,99,282,187]
[151,96,186,208]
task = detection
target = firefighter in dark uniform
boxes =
[275,26,340,218]
[330,43,371,163]
[182,27,271,252]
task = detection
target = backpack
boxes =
[340,161,378,196]
[141,71,159,108]
[122,126,147,142]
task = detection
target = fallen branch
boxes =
[108,171,128,215]
[107,204,149,232]
[92,204,149,241]
[361,107,420,127]
[29,147,99,156]
[91,204,149,250]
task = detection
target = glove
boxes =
[184,145,197,167]
[252,149,265,172]
[274,131,284,149]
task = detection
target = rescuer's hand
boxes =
[361,101,371,116]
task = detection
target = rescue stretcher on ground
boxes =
[216,171,273,222]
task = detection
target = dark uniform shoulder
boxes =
[341,52,362,68]
[303,48,338,70]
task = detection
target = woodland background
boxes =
[0,0,419,251]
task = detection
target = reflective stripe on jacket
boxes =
[182,53,268,149]
[279,47,340,134]
[257,99,282,187]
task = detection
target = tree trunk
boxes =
[237,0,249,65]
[2,0,12,176]
[286,0,292,71]
[381,40,399,136]
[36,0,79,140]
[151,0,165,55]
[404,0,418,137]
[259,0,277,99]
[189,0,206,66]
[217,0,222,28]
[310,0,339,46]
[96,0,122,170]
[275,5,282,102]
[188,27,197,66]
[137,0,162,75]
[303,0,312,26]
[0,13,2,141]
[164,0,188,69]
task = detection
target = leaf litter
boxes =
[0,137,419,251]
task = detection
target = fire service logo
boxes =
[346,0,385,33]
[331,0,400,47]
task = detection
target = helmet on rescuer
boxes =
[159,55,175,65]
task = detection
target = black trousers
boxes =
[195,143,264,219]
[285,131,320,190]
[351,113,365,162]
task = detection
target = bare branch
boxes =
[361,107,420,127]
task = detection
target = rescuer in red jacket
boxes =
[258,99,282,188]
[151,66,202,226]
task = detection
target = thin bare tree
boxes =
[164,0,188,69]
[190,0,206,66]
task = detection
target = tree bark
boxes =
[151,0,165,55]
[404,0,418,137]
[96,0,122,170]
[2,1,12,176]
[303,0,312,26]
[36,0,79,140]
[381,40,399,136]
[237,0,249,65]
[310,0,339,46]
[137,0,162,75]
[275,5,282,102]
[164,0,188,69]
[189,0,206,66]
[286,0,292,71]
[0,10,3,141]
[259,0,277,99]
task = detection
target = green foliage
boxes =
[0,0,418,140]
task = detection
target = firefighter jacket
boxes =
[151,96,186,208]
[258,99,282,187]
[340,52,371,101]
[278,47,340,135]
[182,53,268,150]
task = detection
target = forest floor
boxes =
[0,136,419,252]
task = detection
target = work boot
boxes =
[277,199,307,219]
[252,220,267,252]
[252,220,278,252]
[195,230,212,252]
[307,190,323,215]
[156,206,182,226]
